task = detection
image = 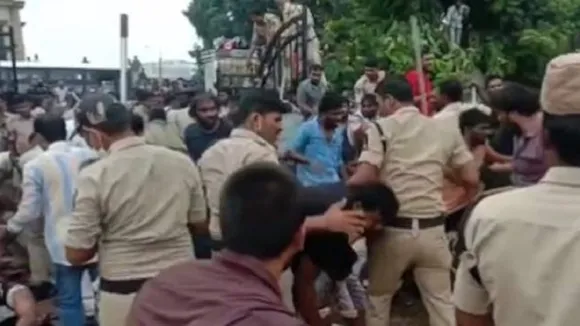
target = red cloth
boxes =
[405,70,434,116]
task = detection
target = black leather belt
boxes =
[100,277,149,295]
[386,215,445,229]
[210,238,225,251]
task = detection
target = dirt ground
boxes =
[390,297,429,326]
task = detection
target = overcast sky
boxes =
[21,0,198,66]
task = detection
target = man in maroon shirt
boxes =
[127,162,368,326]
[405,52,435,115]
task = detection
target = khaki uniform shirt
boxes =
[359,106,472,218]
[133,104,150,124]
[167,108,196,141]
[453,167,580,325]
[198,128,279,240]
[144,120,187,152]
[66,136,206,280]
[6,115,34,155]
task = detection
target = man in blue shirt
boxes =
[288,92,347,186]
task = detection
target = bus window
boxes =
[49,69,78,82]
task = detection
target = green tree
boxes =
[184,0,580,88]
[183,0,274,48]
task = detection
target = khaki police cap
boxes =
[541,52,580,116]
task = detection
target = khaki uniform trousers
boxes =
[99,291,136,326]
[25,232,52,283]
[366,225,454,326]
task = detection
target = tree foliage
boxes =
[184,0,274,48]
[184,0,580,88]
[320,0,580,88]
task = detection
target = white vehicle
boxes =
[0,60,127,94]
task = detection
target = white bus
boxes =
[0,61,127,94]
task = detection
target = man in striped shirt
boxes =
[1,114,98,326]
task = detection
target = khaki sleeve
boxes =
[198,149,225,228]
[0,152,12,172]
[358,122,385,169]
[452,206,491,315]
[449,127,473,168]
[245,147,280,165]
[186,162,207,225]
[453,255,491,315]
[66,169,102,249]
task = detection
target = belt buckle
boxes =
[411,219,419,238]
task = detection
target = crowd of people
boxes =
[0,45,578,326]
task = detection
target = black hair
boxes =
[149,108,167,122]
[293,182,398,281]
[251,7,267,17]
[164,93,176,106]
[33,114,67,143]
[318,92,345,114]
[131,113,144,135]
[544,114,580,167]
[361,93,379,106]
[135,89,155,102]
[439,79,464,103]
[459,108,493,134]
[188,92,218,117]
[376,76,414,102]
[489,82,540,117]
[230,89,289,126]
[77,101,132,135]
[346,182,399,224]
[310,64,323,72]
[485,74,503,88]
[220,162,304,259]
[364,58,379,68]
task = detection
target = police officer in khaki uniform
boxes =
[64,93,207,326]
[454,53,580,326]
[349,77,479,326]
[199,89,371,250]
[198,90,282,247]
[144,109,188,153]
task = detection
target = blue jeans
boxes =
[53,263,98,326]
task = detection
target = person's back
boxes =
[65,93,207,326]
[80,142,196,279]
[167,107,196,140]
[453,52,580,326]
[378,108,453,217]
[131,253,299,326]
[456,180,580,325]
[144,109,188,152]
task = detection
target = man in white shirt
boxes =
[53,81,69,107]
[433,79,491,122]
[353,59,386,106]
[443,0,470,45]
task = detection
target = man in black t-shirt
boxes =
[292,182,399,325]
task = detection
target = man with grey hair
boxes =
[64,93,207,326]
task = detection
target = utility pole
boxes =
[0,26,19,93]
[120,14,129,103]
